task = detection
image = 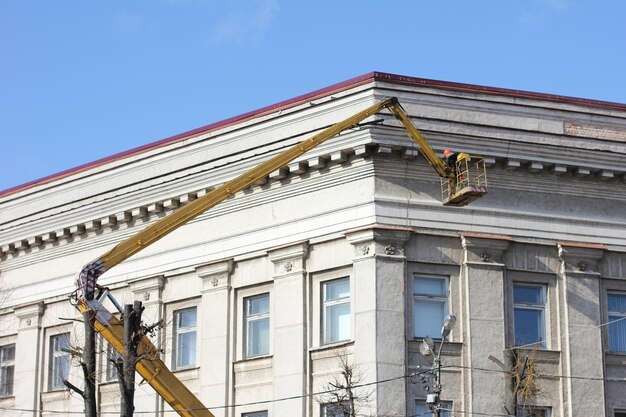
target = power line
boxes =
[446,364,626,383]
[6,343,624,416]
[0,368,436,415]
[441,407,512,417]
[6,361,622,415]
[505,315,626,351]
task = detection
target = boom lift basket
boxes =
[441,153,488,207]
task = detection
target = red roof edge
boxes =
[459,232,514,241]
[372,72,626,111]
[558,241,607,250]
[3,71,626,198]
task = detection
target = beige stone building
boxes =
[1,72,625,417]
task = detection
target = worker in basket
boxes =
[443,149,458,173]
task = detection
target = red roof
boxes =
[3,71,625,198]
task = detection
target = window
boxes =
[413,276,448,338]
[322,278,350,344]
[608,293,626,352]
[245,294,270,357]
[513,284,547,348]
[104,343,122,381]
[0,344,15,397]
[49,333,70,390]
[615,412,626,417]
[242,412,267,417]
[322,402,350,417]
[174,308,197,369]
[415,400,452,417]
[516,406,551,417]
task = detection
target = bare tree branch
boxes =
[62,379,85,398]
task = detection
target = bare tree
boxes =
[503,349,542,417]
[316,354,373,417]
[61,311,97,417]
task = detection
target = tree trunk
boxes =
[121,301,142,417]
[83,310,98,417]
[504,349,517,416]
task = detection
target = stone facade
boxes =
[1,72,626,416]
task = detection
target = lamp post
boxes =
[419,315,456,417]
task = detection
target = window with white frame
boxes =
[174,308,197,369]
[322,278,350,344]
[0,344,15,397]
[513,284,547,348]
[245,294,270,358]
[415,400,452,417]
[242,411,267,417]
[413,275,448,338]
[608,293,626,353]
[49,333,70,390]
[104,343,122,381]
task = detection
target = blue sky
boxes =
[1,0,625,192]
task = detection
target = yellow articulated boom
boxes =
[75,97,487,417]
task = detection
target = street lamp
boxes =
[419,315,456,417]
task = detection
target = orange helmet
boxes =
[443,149,453,157]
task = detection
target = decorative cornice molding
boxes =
[558,242,606,276]
[1,138,624,261]
[14,301,45,329]
[345,224,413,259]
[128,275,165,304]
[460,233,512,265]
[196,258,233,292]
[268,240,309,278]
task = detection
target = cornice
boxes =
[1,136,625,261]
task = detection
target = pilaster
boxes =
[345,225,412,417]
[129,275,164,308]
[268,241,308,417]
[460,233,511,415]
[557,242,606,417]
[196,258,233,417]
[14,301,45,415]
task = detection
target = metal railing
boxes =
[441,154,488,202]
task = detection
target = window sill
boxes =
[99,378,118,385]
[605,352,626,366]
[511,348,561,363]
[234,354,273,364]
[98,380,120,391]
[41,389,69,402]
[312,340,354,351]
[233,355,273,373]
[310,340,354,359]
[172,366,200,381]
[409,339,462,356]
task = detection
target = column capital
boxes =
[345,224,413,259]
[268,241,308,278]
[460,232,512,265]
[558,242,606,276]
[196,258,233,292]
[14,301,45,330]
[128,275,164,305]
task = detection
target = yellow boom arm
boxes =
[75,97,480,417]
